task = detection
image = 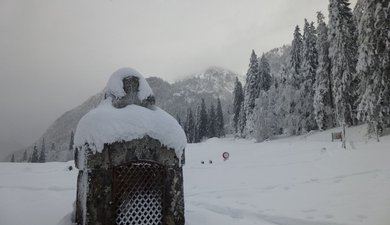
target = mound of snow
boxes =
[74,100,186,156]
[74,68,186,160]
[105,67,153,101]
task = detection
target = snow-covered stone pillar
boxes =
[73,68,186,225]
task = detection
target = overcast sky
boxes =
[0,0,357,148]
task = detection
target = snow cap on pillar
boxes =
[74,67,187,168]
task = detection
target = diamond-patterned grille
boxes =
[113,161,165,225]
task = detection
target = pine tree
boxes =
[297,19,318,133]
[198,99,208,140]
[254,86,279,142]
[259,54,272,92]
[274,68,291,135]
[39,139,46,163]
[282,79,301,135]
[270,76,285,135]
[186,108,195,143]
[22,150,27,162]
[69,131,74,151]
[216,98,225,137]
[194,105,201,143]
[314,11,335,130]
[11,154,15,162]
[290,25,303,88]
[194,127,200,143]
[208,103,216,138]
[285,25,304,135]
[238,102,246,137]
[233,77,244,134]
[302,19,318,82]
[356,1,390,135]
[328,0,358,126]
[243,50,261,136]
[31,145,39,163]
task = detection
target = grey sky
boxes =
[0,0,357,148]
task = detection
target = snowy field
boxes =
[1,125,390,225]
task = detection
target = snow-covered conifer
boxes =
[314,11,335,130]
[356,1,390,134]
[186,108,196,143]
[233,77,244,134]
[297,19,318,133]
[31,145,39,163]
[39,139,46,163]
[254,85,279,141]
[238,102,246,137]
[290,25,303,88]
[198,99,209,140]
[216,98,225,137]
[243,50,260,136]
[259,54,272,92]
[194,105,201,143]
[328,0,358,126]
[208,103,217,138]
[69,131,74,151]
[285,24,305,134]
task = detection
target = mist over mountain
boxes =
[6,93,104,162]
[3,42,292,163]
[0,140,25,161]
[5,66,241,162]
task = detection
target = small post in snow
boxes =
[342,123,346,149]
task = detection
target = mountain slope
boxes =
[168,66,240,120]
[264,45,291,77]
[7,93,104,162]
[7,67,240,162]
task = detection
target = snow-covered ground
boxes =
[1,125,390,225]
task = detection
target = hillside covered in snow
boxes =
[1,125,389,225]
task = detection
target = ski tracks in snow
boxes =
[187,201,348,225]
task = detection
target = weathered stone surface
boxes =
[75,73,185,225]
[109,76,155,109]
[75,136,185,225]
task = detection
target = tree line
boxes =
[11,131,74,163]
[232,0,390,142]
[179,98,225,143]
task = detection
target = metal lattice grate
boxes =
[113,161,165,225]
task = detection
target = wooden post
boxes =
[342,123,346,149]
